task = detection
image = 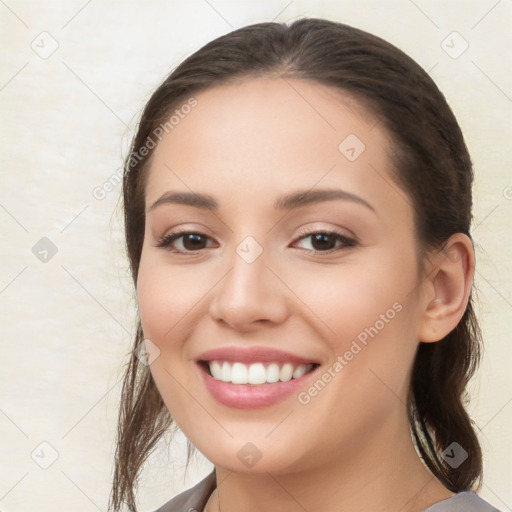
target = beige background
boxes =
[1,1,510,511]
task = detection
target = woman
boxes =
[109,18,500,512]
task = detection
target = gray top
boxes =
[424,491,501,512]
[155,472,501,512]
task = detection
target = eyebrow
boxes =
[148,191,217,212]
[148,188,375,213]
[274,189,375,213]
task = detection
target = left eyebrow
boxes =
[274,188,376,214]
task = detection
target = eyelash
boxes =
[154,228,357,255]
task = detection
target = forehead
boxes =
[145,77,402,216]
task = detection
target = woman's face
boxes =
[137,77,429,474]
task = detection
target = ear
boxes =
[418,233,475,343]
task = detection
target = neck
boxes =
[205,415,454,512]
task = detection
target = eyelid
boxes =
[293,224,356,241]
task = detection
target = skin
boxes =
[136,77,475,512]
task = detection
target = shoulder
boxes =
[153,471,216,512]
[422,491,501,512]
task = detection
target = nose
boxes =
[209,247,290,332]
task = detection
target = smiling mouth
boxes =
[201,360,319,385]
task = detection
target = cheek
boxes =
[136,257,211,344]
[284,249,420,351]
[286,249,422,416]
[136,258,209,424]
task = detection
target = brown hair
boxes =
[110,18,483,511]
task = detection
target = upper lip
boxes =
[197,346,319,365]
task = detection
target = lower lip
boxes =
[198,363,317,409]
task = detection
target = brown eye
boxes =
[181,233,208,250]
[155,231,216,252]
[293,230,356,253]
[310,233,338,251]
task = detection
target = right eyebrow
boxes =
[147,191,218,212]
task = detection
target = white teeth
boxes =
[221,361,231,382]
[279,363,294,382]
[207,361,314,385]
[266,363,280,383]
[210,361,222,380]
[292,364,308,379]
[248,363,267,385]
[231,362,248,384]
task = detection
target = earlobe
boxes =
[418,233,475,343]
